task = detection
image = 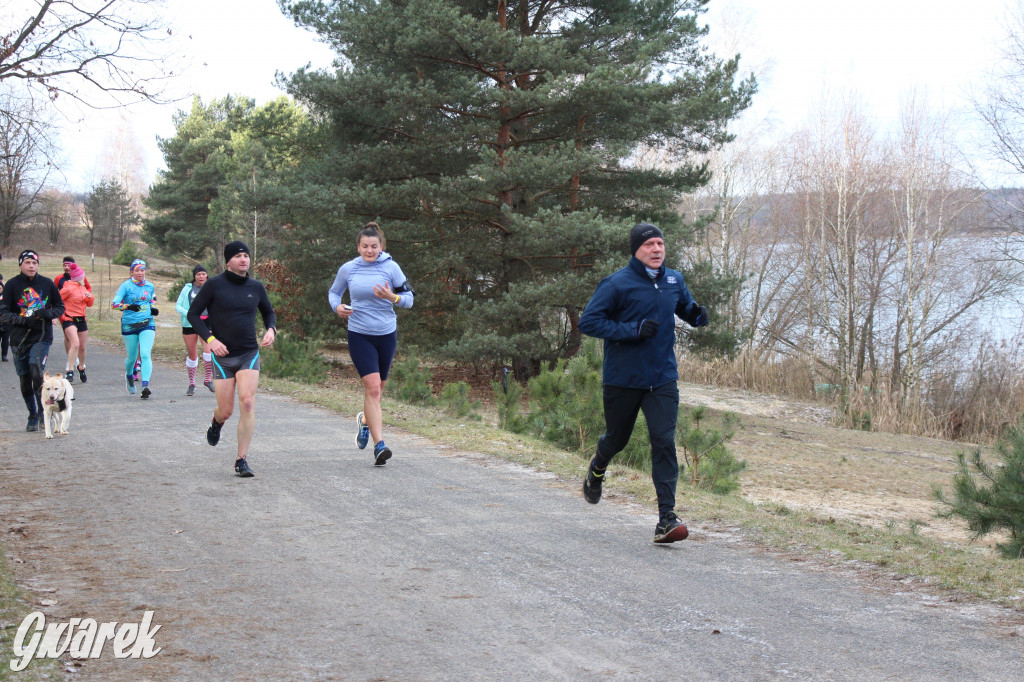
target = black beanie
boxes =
[192,263,207,281]
[223,241,250,263]
[629,223,663,255]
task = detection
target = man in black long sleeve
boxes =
[187,241,276,477]
[0,251,65,431]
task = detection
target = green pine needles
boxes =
[278,0,754,373]
[388,355,435,406]
[112,239,139,267]
[935,422,1024,559]
[526,341,605,452]
[678,405,745,495]
[262,334,331,383]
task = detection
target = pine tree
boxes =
[143,96,311,267]
[935,422,1024,559]
[279,0,754,376]
[84,178,139,253]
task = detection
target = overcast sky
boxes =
[55,0,1017,191]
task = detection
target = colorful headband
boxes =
[130,259,147,273]
[19,250,39,264]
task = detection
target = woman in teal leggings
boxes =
[112,259,159,399]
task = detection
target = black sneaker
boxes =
[654,512,689,544]
[207,417,223,446]
[65,369,74,384]
[373,441,392,466]
[582,457,605,504]
[78,367,87,383]
[26,416,38,432]
[140,386,152,400]
[125,374,136,395]
[1,356,8,361]
[186,384,196,397]
[234,458,254,477]
[204,380,215,393]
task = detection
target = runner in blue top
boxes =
[328,222,414,465]
[112,259,158,399]
[175,264,212,396]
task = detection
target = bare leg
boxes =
[213,376,236,425]
[234,369,260,459]
[64,326,80,375]
[77,330,88,369]
[361,373,384,445]
[184,333,199,362]
[62,323,71,366]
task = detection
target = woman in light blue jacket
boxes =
[328,222,413,465]
[174,264,213,396]
[112,259,158,399]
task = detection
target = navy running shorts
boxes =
[347,329,398,379]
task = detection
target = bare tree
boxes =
[38,186,75,244]
[0,0,174,110]
[0,86,57,246]
[976,1,1024,179]
[100,114,148,218]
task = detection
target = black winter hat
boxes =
[223,241,250,263]
[629,223,663,255]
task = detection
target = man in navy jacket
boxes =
[578,223,709,543]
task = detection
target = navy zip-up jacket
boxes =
[579,256,702,389]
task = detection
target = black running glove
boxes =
[125,303,142,312]
[637,319,660,339]
[150,307,159,316]
[694,306,709,327]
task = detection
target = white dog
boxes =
[40,372,74,439]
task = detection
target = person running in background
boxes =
[54,256,91,382]
[112,259,159,399]
[175,264,213,396]
[0,251,64,431]
[0,274,10,362]
[187,241,276,478]
[58,263,94,383]
[328,222,414,466]
[578,223,709,544]
[54,256,92,292]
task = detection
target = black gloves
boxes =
[150,307,159,316]
[125,303,142,312]
[637,319,660,339]
[695,305,709,327]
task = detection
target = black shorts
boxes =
[61,317,88,332]
[182,326,196,335]
[211,348,261,380]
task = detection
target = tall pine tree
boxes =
[280,0,753,375]
[144,95,312,267]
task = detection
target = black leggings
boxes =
[0,326,8,359]
[19,363,44,416]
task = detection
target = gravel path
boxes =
[1,345,1023,680]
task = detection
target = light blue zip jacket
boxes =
[328,251,413,336]
[112,278,157,327]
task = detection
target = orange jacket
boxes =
[60,280,95,320]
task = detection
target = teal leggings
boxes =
[122,329,155,382]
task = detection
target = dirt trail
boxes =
[1,346,1023,680]
[677,381,984,545]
